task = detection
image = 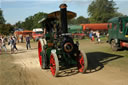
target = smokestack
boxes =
[59,3,68,33]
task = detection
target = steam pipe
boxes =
[59,4,68,33]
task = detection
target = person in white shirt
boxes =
[96,31,100,43]
[1,36,7,52]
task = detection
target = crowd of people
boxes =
[0,35,31,55]
[89,30,101,43]
[0,30,103,55]
[8,36,18,53]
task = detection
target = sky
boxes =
[0,0,128,25]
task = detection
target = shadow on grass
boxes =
[118,47,128,51]
[86,52,123,73]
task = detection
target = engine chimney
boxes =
[59,4,68,33]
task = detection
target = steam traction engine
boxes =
[38,4,88,77]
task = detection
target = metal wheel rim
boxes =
[38,41,42,67]
[77,51,88,73]
[50,54,56,76]
[50,52,59,77]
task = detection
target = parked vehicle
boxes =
[81,23,112,35]
[32,28,43,41]
[14,30,32,43]
[68,25,85,39]
[81,23,111,30]
[108,17,128,51]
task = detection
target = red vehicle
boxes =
[81,23,112,31]
[32,28,44,41]
[14,30,33,43]
[81,23,112,35]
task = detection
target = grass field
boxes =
[79,38,128,73]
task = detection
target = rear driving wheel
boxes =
[50,51,59,77]
[77,50,88,73]
[38,39,47,69]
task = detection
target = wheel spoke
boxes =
[50,53,59,77]
[50,54,56,76]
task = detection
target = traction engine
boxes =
[38,4,88,77]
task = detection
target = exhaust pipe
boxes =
[59,4,68,33]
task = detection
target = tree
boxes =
[15,12,48,30]
[114,12,124,17]
[15,21,23,28]
[0,24,14,35]
[76,16,89,24]
[88,0,118,23]
[68,16,89,25]
[32,12,47,28]
[23,16,34,30]
[68,18,77,25]
[0,9,14,35]
[0,9,6,24]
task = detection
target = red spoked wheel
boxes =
[50,51,59,77]
[38,39,46,69]
[77,50,88,73]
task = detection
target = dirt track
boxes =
[4,42,128,85]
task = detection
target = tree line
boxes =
[0,0,127,35]
[88,0,125,23]
[0,9,14,35]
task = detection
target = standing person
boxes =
[0,39,2,54]
[9,37,14,53]
[1,36,7,52]
[96,31,100,43]
[21,35,23,43]
[89,30,94,41]
[89,31,92,40]
[26,35,31,50]
[8,36,15,53]
[106,33,109,43]
[13,36,18,51]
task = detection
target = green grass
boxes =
[79,39,128,72]
[79,39,128,57]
